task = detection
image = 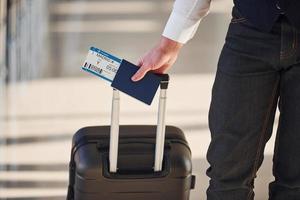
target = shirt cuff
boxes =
[162,11,202,44]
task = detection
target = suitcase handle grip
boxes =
[156,73,169,89]
[109,74,169,173]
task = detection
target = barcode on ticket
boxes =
[82,47,122,82]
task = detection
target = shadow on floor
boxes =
[0,163,68,171]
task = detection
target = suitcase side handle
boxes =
[109,74,169,173]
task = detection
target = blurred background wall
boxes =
[5,0,49,82]
[0,0,278,199]
[3,0,233,81]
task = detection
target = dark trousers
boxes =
[207,7,300,200]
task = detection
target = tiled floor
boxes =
[0,74,279,199]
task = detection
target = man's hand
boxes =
[131,36,183,82]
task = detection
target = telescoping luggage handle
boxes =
[109,74,169,173]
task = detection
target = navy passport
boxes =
[111,59,162,105]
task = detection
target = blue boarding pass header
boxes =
[90,47,122,63]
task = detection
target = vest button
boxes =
[276,2,285,14]
[276,2,281,10]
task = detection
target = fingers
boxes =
[131,43,176,81]
[132,56,170,82]
[131,63,169,82]
[131,65,151,82]
[131,57,146,82]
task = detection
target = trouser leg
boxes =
[207,68,280,200]
[268,15,300,200]
[269,65,300,200]
[206,9,282,199]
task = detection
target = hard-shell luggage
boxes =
[67,75,196,200]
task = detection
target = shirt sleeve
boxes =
[162,0,212,44]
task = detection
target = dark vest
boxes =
[234,0,300,31]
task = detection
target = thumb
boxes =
[131,65,150,82]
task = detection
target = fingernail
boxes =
[131,76,137,81]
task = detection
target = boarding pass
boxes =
[82,47,122,82]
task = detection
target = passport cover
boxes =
[111,59,162,105]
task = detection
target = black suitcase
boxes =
[67,75,196,200]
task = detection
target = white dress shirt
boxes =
[162,0,212,44]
